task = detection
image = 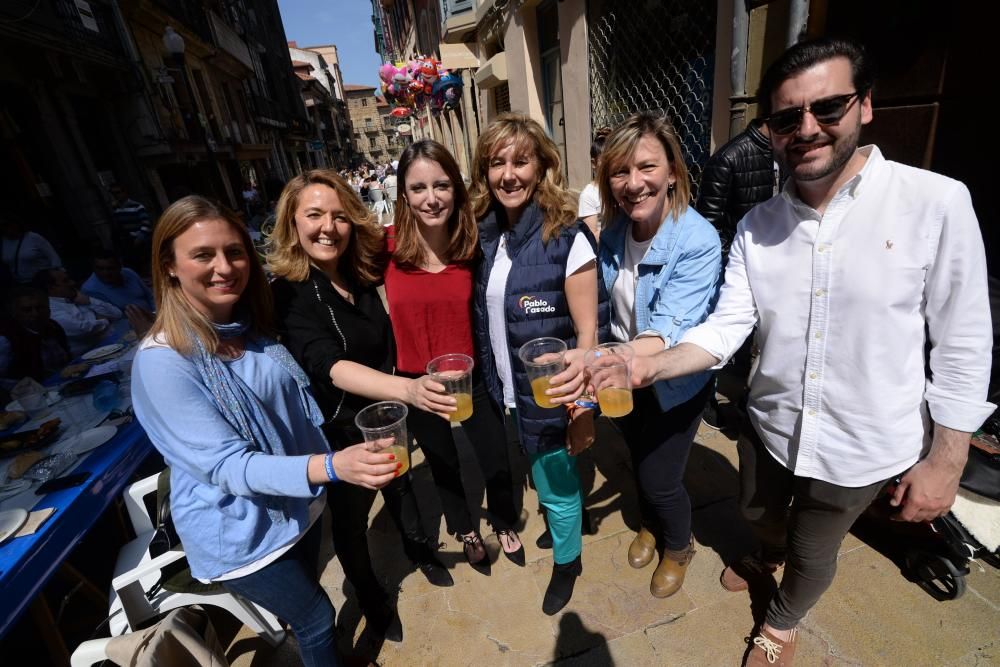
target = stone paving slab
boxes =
[227,415,1000,667]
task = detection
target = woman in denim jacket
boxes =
[597,112,722,599]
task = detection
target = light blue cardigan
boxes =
[132,338,329,581]
[599,206,722,412]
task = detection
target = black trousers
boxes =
[323,425,427,612]
[614,381,712,551]
[405,373,517,535]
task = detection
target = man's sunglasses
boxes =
[766,92,861,135]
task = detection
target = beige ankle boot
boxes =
[650,542,695,598]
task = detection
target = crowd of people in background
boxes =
[0,36,995,667]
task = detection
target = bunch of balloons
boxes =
[379,56,463,117]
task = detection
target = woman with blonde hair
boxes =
[268,170,453,643]
[597,112,721,599]
[385,139,524,569]
[469,113,608,614]
[131,196,398,667]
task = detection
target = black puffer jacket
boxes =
[695,121,776,255]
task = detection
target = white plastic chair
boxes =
[106,472,285,646]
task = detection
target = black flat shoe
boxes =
[462,532,491,574]
[365,603,403,643]
[407,539,455,587]
[536,529,553,549]
[542,555,582,615]
[496,528,526,566]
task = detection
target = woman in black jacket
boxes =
[268,169,455,643]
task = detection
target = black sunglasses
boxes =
[766,92,861,135]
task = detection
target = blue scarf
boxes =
[189,320,325,523]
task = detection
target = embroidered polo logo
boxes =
[518,295,556,315]
[885,240,893,250]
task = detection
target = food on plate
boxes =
[8,451,45,479]
[0,418,62,454]
[61,363,90,379]
[0,411,27,430]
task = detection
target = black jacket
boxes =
[271,268,395,447]
[695,121,777,255]
[472,203,609,454]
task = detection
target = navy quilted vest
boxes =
[472,202,610,454]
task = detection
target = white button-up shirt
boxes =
[683,146,994,487]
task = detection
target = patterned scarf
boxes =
[189,320,324,523]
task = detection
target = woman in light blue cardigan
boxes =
[596,112,722,600]
[131,196,398,667]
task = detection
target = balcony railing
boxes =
[441,0,474,18]
[154,0,213,46]
[0,0,126,65]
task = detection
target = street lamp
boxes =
[162,26,222,203]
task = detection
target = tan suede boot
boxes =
[650,542,695,598]
[627,527,657,569]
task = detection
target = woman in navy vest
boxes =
[597,113,722,599]
[469,113,607,615]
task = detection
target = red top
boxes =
[384,226,475,374]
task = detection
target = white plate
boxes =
[81,343,125,361]
[0,479,30,500]
[0,508,28,545]
[63,425,117,455]
[6,391,60,412]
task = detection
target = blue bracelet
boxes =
[324,452,339,483]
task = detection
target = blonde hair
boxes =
[148,196,272,356]
[393,140,478,267]
[266,170,384,285]
[597,112,692,229]
[469,113,577,242]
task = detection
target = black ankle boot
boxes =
[542,555,582,615]
[405,538,454,587]
[363,602,403,643]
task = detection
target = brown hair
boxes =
[393,140,478,267]
[266,169,384,285]
[597,112,692,228]
[469,113,577,242]
[148,195,273,356]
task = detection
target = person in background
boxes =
[1,215,61,285]
[131,195,398,667]
[469,113,606,615]
[597,112,721,599]
[83,250,156,312]
[385,140,524,570]
[0,286,70,384]
[382,166,398,203]
[695,117,779,429]
[110,184,153,275]
[35,267,122,356]
[268,170,453,644]
[628,38,993,666]
[577,127,612,239]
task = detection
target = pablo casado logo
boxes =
[519,295,556,315]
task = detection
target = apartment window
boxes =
[494,83,510,114]
[362,98,368,107]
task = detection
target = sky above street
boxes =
[276,0,383,90]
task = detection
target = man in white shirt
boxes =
[34,268,122,357]
[629,38,993,666]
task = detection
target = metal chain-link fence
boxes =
[588,0,717,197]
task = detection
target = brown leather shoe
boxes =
[627,527,656,569]
[743,627,797,666]
[720,553,783,592]
[649,542,695,598]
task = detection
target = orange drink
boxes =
[451,392,474,422]
[387,442,410,474]
[530,376,558,409]
[518,338,568,409]
[427,354,475,422]
[597,386,633,417]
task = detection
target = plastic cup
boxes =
[92,380,122,413]
[584,343,635,418]
[18,391,49,419]
[426,354,474,422]
[517,337,567,409]
[354,401,411,474]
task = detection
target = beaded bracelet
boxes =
[324,452,339,483]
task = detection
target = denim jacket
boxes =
[599,206,722,412]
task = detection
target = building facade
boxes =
[344,84,400,166]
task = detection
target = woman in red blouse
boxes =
[385,140,524,568]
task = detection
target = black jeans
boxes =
[405,373,517,535]
[324,424,428,612]
[614,381,712,551]
[737,422,890,629]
